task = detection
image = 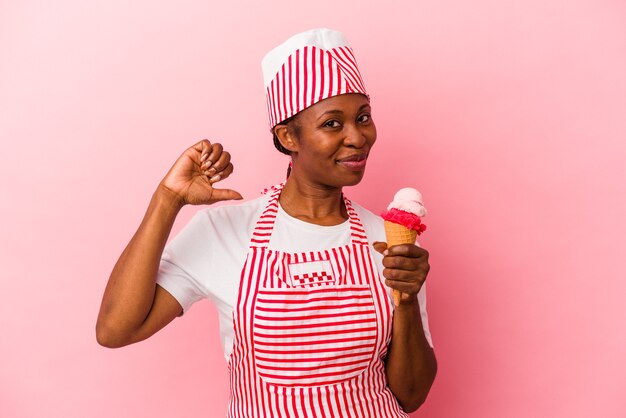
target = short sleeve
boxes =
[156,211,211,314]
[416,282,434,348]
[157,257,204,314]
[413,238,434,348]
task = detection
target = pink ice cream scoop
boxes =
[381,187,427,235]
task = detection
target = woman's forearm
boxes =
[96,186,183,347]
[385,299,437,412]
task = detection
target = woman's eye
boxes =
[359,114,371,123]
[324,120,341,128]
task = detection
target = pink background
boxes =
[1,0,625,417]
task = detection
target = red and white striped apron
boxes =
[227,185,408,418]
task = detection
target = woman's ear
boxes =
[274,124,298,153]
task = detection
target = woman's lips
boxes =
[336,154,368,170]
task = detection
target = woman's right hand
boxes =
[158,139,243,207]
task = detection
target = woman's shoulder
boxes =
[193,193,270,229]
[197,193,269,215]
[164,194,270,259]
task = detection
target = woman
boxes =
[97,28,437,416]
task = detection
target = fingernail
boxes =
[210,174,221,182]
[201,153,208,162]
[207,168,216,176]
[383,250,389,256]
[204,160,212,169]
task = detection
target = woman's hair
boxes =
[272,114,301,156]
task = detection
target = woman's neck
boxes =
[279,176,348,226]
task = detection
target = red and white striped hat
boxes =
[261,28,369,130]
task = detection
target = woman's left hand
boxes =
[373,242,430,304]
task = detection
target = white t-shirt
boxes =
[157,193,433,361]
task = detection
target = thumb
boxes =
[211,188,244,202]
[372,241,388,255]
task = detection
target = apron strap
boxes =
[343,196,369,246]
[250,183,369,248]
[249,185,282,246]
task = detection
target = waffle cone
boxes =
[384,221,418,306]
[384,221,418,246]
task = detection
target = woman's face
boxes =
[285,93,377,188]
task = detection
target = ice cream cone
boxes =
[381,187,428,306]
[384,221,418,306]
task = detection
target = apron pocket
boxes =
[253,284,378,387]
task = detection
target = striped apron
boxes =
[227,185,408,418]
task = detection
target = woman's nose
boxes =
[343,123,369,148]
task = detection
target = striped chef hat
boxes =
[261,28,369,130]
